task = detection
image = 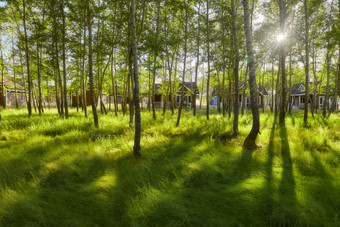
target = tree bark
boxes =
[87,0,99,127]
[152,2,161,120]
[206,0,211,120]
[279,0,286,126]
[23,0,32,117]
[242,0,260,149]
[303,0,309,124]
[231,0,239,135]
[130,0,141,157]
[194,4,201,117]
[62,0,68,118]
[176,0,188,127]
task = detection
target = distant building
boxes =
[289,82,339,109]
[153,82,199,108]
[0,77,26,108]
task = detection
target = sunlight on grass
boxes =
[0,108,339,226]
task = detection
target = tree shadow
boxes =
[278,125,299,225]
[258,116,276,224]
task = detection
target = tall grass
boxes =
[0,108,339,226]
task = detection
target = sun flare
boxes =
[277,34,285,42]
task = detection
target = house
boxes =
[153,82,199,108]
[0,77,26,108]
[71,90,110,107]
[289,82,338,109]
[210,83,268,108]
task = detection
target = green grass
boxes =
[0,107,339,226]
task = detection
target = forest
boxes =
[0,0,339,226]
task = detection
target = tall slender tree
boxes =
[242,0,260,149]
[87,0,99,127]
[279,0,286,126]
[176,0,188,127]
[303,0,309,124]
[130,0,141,157]
[231,0,239,136]
[206,0,210,120]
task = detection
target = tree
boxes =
[303,0,309,125]
[87,0,98,128]
[242,0,260,149]
[176,0,188,127]
[231,0,240,136]
[206,0,211,120]
[278,0,286,126]
[23,0,32,117]
[130,0,141,158]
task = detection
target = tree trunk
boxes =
[194,4,201,117]
[242,0,260,149]
[148,53,151,112]
[275,63,280,118]
[37,45,43,116]
[87,0,99,127]
[303,0,309,124]
[23,0,32,117]
[152,2,161,120]
[61,0,68,118]
[288,50,292,114]
[82,16,88,117]
[231,0,240,135]
[1,38,4,109]
[323,46,331,118]
[206,0,210,120]
[176,0,188,127]
[130,0,141,158]
[270,62,274,113]
[279,0,286,126]
[241,66,249,115]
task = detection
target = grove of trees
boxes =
[0,0,339,156]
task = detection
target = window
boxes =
[320,97,323,106]
[246,97,250,104]
[188,96,191,103]
[177,96,180,103]
[21,93,24,102]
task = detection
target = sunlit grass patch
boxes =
[0,108,339,226]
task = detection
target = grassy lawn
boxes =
[0,108,339,226]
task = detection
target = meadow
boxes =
[0,108,339,226]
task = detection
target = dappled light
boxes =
[0,109,339,225]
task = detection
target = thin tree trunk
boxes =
[176,0,188,127]
[242,0,260,149]
[200,70,204,110]
[1,38,4,109]
[279,0,286,126]
[288,50,293,114]
[147,53,151,112]
[241,66,249,115]
[152,2,161,120]
[87,0,99,127]
[275,63,280,117]
[303,0,309,124]
[62,0,68,118]
[23,0,32,117]
[130,0,141,157]
[206,0,211,120]
[323,46,331,118]
[231,0,240,135]
[82,15,88,117]
[194,5,201,117]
